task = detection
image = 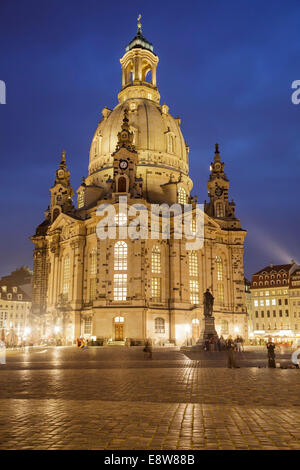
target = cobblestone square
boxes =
[0,346,300,450]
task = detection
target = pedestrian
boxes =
[226,335,239,368]
[143,339,152,359]
[266,337,276,368]
[204,338,210,351]
[236,336,242,353]
[219,335,225,351]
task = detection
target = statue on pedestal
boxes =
[203,288,214,317]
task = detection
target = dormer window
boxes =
[13,287,17,293]
[18,294,22,300]
[1,286,7,293]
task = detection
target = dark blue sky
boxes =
[0,0,299,279]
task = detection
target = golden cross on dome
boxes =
[137,14,142,32]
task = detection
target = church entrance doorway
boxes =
[114,316,124,341]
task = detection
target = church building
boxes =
[31,20,248,345]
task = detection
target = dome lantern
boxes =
[119,15,159,104]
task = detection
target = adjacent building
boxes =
[248,261,300,343]
[0,267,32,344]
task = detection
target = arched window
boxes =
[62,256,70,295]
[178,187,187,204]
[189,251,198,277]
[114,241,127,271]
[216,202,224,218]
[90,248,97,275]
[118,177,127,193]
[152,246,161,274]
[216,256,223,281]
[155,317,165,334]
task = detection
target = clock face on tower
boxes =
[119,159,128,170]
[58,170,64,178]
[215,186,223,197]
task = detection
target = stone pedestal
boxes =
[202,316,217,340]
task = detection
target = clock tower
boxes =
[205,144,241,229]
[109,109,143,198]
[49,150,74,221]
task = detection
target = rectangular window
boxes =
[260,300,264,307]
[265,299,270,306]
[190,280,199,304]
[90,278,97,301]
[254,300,258,307]
[152,250,161,274]
[189,252,198,277]
[218,284,224,305]
[113,274,127,301]
[151,277,161,301]
[272,299,276,306]
[62,256,70,295]
[84,317,92,334]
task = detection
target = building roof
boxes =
[126,29,154,53]
[253,264,292,275]
[0,282,31,302]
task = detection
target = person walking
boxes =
[226,335,239,368]
[266,337,276,368]
[236,336,242,353]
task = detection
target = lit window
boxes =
[90,278,96,300]
[113,274,127,301]
[114,212,127,226]
[218,284,224,305]
[114,316,124,323]
[272,299,276,305]
[155,317,165,333]
[90,248,97,275]
[62,256,70,295]
[254,300,258,307]
[152,246,161,274]
[260,300,264,306]
[178,187,187,204]
[114,241,127,271]
[151,277,161,301]
[189,251,198,277]
[216,256,223,281]
[190,280,199,304]
[84,317,92,334]
[265,299,270,306]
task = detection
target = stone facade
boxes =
[31,24,248,345]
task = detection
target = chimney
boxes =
[270,262,274,268]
